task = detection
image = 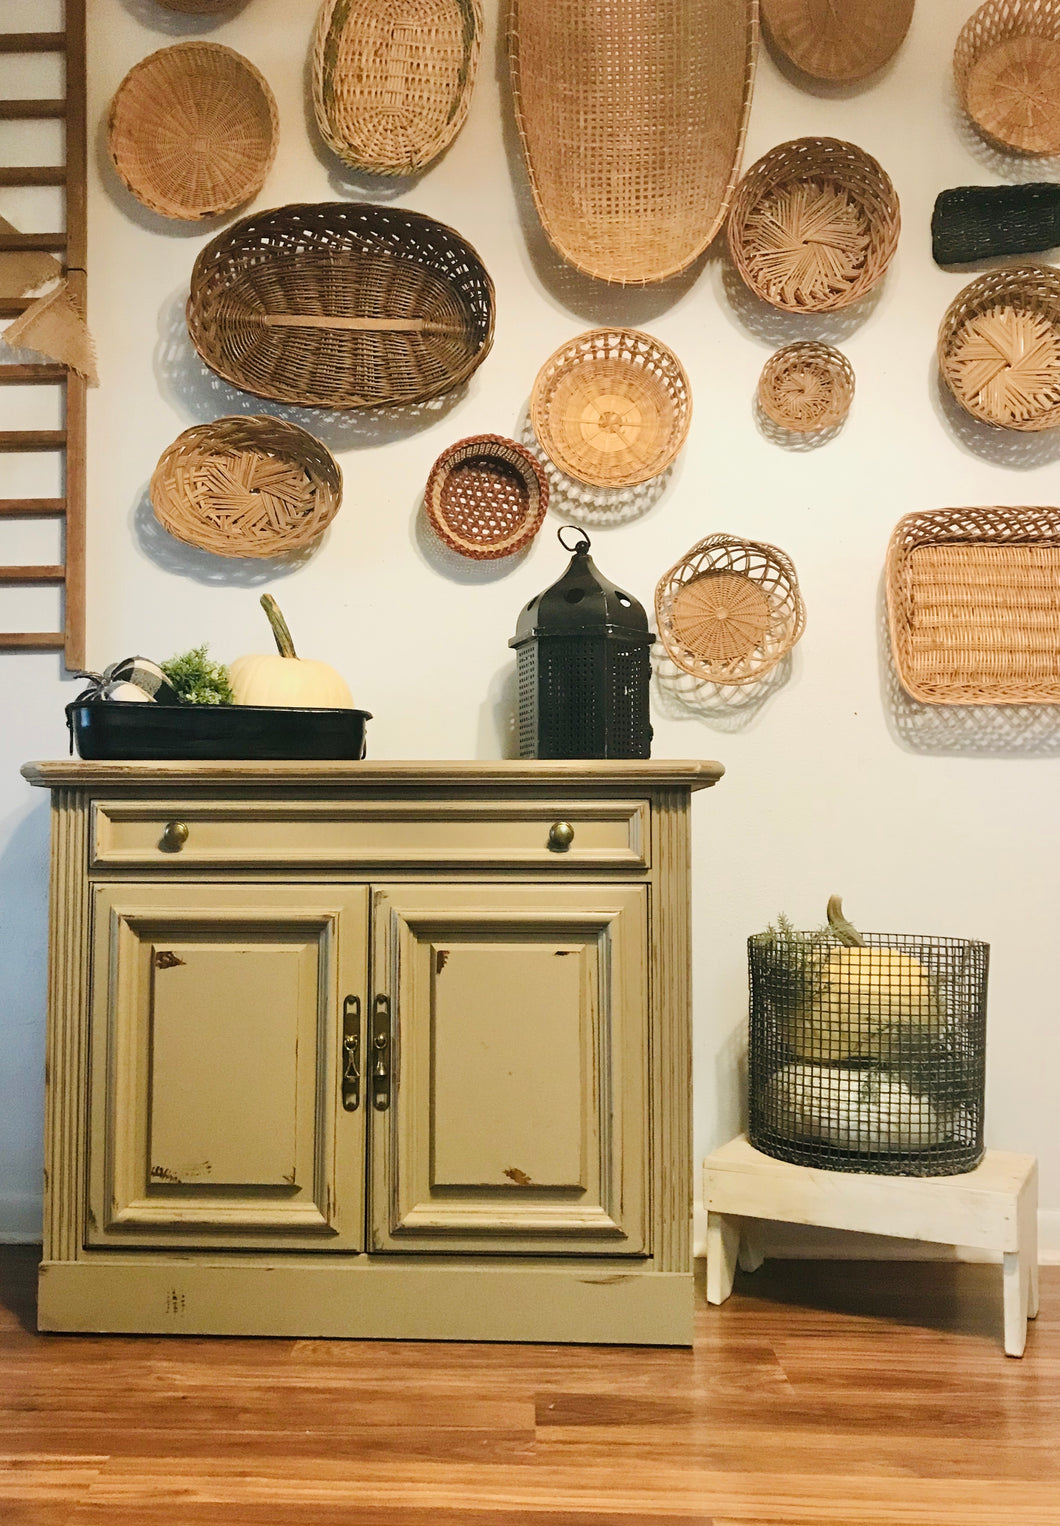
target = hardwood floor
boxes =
[2,1246,1057,1524]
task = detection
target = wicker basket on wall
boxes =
[312,0,484,175]
[727,137,901,312]
[938,264,1060,431]
[151,416,342,559]
[760,0,914,82]
[757,342,855,431]
[186,202,495,409]
[425,436,548,559]
[954,0,1060,154]
[107,43,278,221]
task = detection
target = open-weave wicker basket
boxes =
[425,435,548,559]
[107,43,278,221]
[508,0,758,285]
[728,137,900,312]
[312,0,483,176]
[954,0,1060,154]
[938,264,1060,431]
[151,416,342,559]
[760,0,914,82]
[186,202,495,409]
[758,342,855,431]
[655,534,806,685]
[530,328,692,488]
[887,506,1060,703]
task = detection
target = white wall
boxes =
[2,0,1059,1254]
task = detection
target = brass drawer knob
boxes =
[548,820,575,851]
[160,820,189,852]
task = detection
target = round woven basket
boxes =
[727,137,901,313]
[655,534,806,686]
[150,416,342,558]
[425,435,548,559]
[938,263,1060,431]
[530,328,692,488]
[954,0,1060,154]
[758,342,855,432]
[107,43,277,222]
[186,202,495,409]
[761,0,914,82]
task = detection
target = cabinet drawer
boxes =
[90,798,650,870]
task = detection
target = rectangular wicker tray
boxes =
[67,702,371,760]
[887,508,1060,704]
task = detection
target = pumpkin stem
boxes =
[827,895,865,947]
[260,594,297,659]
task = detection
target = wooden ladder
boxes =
[0,0,86,670]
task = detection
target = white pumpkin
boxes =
[765,1062,954,1152]
[230,594,353,709]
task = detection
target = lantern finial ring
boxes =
[557,524,591,554]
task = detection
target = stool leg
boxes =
[1003,1249,1029,1357]
[1022,1175,1040,1321]
[707,1212,740,1305]
[737,1219,765,1274]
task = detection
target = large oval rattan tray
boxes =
[186,201,495,409]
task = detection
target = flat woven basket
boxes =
[938,264,1060,431]
[887,506,1060,703]
[508,0,758,285]
[107,43,278,221]
[312,0,483,176]
[727,137,901,312]
[954,0,1060,154]
[186,202,495,409]
[760,0,914,82]
[150,416,342,559]
[758,342,854,431]
[530,328,692,488]
[655,534,806,685]
[425,435,548,559]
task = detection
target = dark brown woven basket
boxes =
[425,435,548,559]
[186,202,495,409]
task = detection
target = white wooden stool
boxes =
[704,1135,1039,1356]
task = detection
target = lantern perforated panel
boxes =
[515,637,652,759]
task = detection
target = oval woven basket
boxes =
[425,435,548,559]
[186,202,495,409]
[954,0,1060,154]
[758,342,855,431]
[107,43,278,221]
[509,0,758,285]
[727,137,901,312]
[312,0,483,176]
[530,328,692,488]
[655,534,806,685]
[760,0,914,82]
[938,264,1060,431]
[151,416,342,559]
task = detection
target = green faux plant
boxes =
[160,644,234,706]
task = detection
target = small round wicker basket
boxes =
[727,137,900,313]
[150,416,342,559]
[758,342,855,432]
[107,43,278,221]
[425,435,548,559]
[954,0,1060,154]
[530,328,692,488]
[938,263,1060,431]
[655,534,806,686]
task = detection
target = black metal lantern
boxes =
[509,525,654,759]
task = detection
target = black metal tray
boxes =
[66,701,371,761]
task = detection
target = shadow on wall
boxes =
[652,647,794,734]
[131,485,318,586]
[477,661,519,759]
[515,408,675,531]
[930,356,1060,467]
[718,260,884,348]
[117,0,252,37]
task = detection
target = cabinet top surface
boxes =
[21,758,724,792]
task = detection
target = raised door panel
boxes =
[86,883,368,1250]
[369,884,649,1255]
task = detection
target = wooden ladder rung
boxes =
[0,364,67,384]
[0,167,66,187]
[0,632,66,650]
[0,33,66,53]
[0,431,67,451]
[0,498,66,516]
[0,99,66,119]
[0,297,32,318]
[0,566,66,584]
[0,232,66,252]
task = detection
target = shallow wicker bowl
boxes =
[954,0,1060,154]
[530,328,692,488]
[425,435,548,559]
[186,201,495,409]
[107,43,278,221]
[761,0,914,82]
[758,342,855,432]
[938,264,1060,431]
[727,137,901,312]
[150,415,342,559]
[655,534,806,686]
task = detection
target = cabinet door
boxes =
[369,884,649,1255]
[86,883,368,1251]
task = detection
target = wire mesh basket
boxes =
[748,908,988,1176]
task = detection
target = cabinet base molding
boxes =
[37,1260,694,1345]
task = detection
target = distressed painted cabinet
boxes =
[22,760,722,1344]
